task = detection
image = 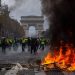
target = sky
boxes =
[2,0,42,20]
[2,0,49,36]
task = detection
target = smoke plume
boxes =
[2,0,27,11]
[41,0,75,49]
[9,0,26,11]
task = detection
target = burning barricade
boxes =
[41,44,75,75]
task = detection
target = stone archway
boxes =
[20,16,44,37]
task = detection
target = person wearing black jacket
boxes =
[1,38,6,53]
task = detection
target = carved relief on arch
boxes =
[36,24,44,31]
[23,25,28,30]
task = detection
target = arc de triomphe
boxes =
[20,16,44,37]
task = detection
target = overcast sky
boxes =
[2,0,49,36]
[2,0,42,20]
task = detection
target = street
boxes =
[0,44,49,75]
[0,44,49,64]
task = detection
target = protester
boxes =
[40,37,46,50]
[1,37,6,53]
[30,38,38,54]
[21,38,28,52]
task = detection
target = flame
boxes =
[41,44,75,71]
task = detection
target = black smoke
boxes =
[41,0,75,49]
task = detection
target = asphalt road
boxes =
[0,45,49,75]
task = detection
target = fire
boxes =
[42,52,54,65]
[41,44,75,71]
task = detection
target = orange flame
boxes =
[41,44,75,71]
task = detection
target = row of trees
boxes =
[0,10,25,38]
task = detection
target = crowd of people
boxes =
[0,37,48,54]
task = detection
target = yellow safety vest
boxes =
[22,39,26,43]
[9,39,12,43]
[25,39,28,42]
[6,39,9,44]
[41,41,45,44]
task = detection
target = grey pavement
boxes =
[0,45,50,64]
[0,45,49,75]
[0,45,74,75]
[35,71,45,75]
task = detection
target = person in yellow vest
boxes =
[40,38,46,50]
[21,38,28,52]
[5,38,13,46]
[25,38,28,45]
[5,38,13,50]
